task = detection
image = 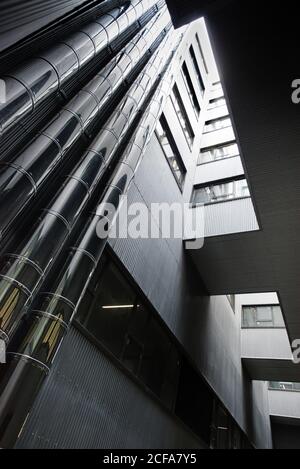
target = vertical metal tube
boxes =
[0,30,182,448]
[0,8,171,243]
[0,0,161,138]
[0,29,173,345]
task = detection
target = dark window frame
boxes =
[198,141,239,165]
[156,114,186,191]
[170,83,195,150]
[195,33,209,75]
[189,44,205,96]
[181,61,201,118]
[242,304,285,329]
[192,176,250,207]
[203,115,232,134]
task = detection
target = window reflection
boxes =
[189,45,205,96]
[182,62,201,117]
[156,115,186,189]
[242,305,285,328]
[193,178,250,205]
[204,117,231,133]
[199,143,239,164]
[170,84,194,149]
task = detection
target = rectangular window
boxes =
[242,305,285,328]
[156,115,186,189]
[182,62,201,117]
[170,84,195,149]
[203,116,231,133]
[195,33,209,74]
[269,382,300,392]
[192,178,250,206]
[189,45,205,96]
[198,142,239,164]
[76,253,181,410]
[208,97,226,109]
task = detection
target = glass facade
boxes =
[77,253,181,411]
[189,45,205,96]
[199,142,239,164]
[269,382,300,392]
[156,115,186,189]
[195,33,209,75]
[242,305,285,328]
[208,98,226,109]
[182,62,201,117]
[170,84,195,149]
[204,117,231,133]
[76,251,250,447]
[192,178,250,205]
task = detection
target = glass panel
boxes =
[204,117,231,133]
[182,62,200,116]
[189,45,205,96]
[199,143,239,164]
[171,84,195,148]
[156,116,186,188]
[269,382,300,392]
[193,179,249,205]
[83,260,136,357]
[208,98,226,109]
[242,305,285,328]
[195,34,209,74]
[139,318,170,398]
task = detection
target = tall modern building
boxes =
[0,0,299,449]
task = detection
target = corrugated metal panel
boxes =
[204,197,259,238]
[15,327,203,449]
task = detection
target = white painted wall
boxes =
[195,156,244,185]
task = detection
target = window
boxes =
[199,142,239,164]
[181,62,201,117]
[242,305,285,328]
[208,98,226,109]
[189,45,205,96]
[76,252,181,411]
[156,115,186,189]
[269,382,300,392]
[170,84,195,149]
[192,178,250,206]
[76,251,245,442]
[203,116,231,133]
[195,33,209,75]
[212,81,223,91]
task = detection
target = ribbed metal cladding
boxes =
[203,197,259,238]
[15,327,203,449]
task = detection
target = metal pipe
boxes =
[0,0,161,138]
[0,31,182,448]
[0,8,171,244]
[0,29,175,346]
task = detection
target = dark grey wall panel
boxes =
[16,327,203,449]
[108,133,272,448]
